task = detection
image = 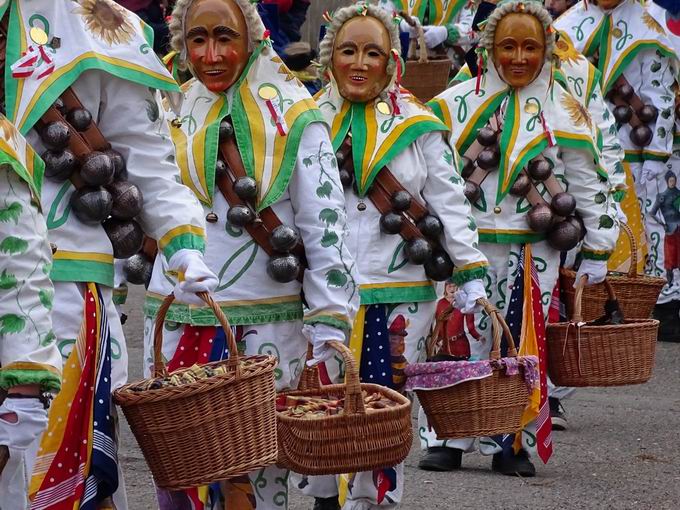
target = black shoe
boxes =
[491,449,536,477]
[549,397,568,431]
[418,447,463,471]
[313,496,340,510]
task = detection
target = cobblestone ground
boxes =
[118,287,680,510]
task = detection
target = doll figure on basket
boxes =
[145,0,358,508]
[422,0,620,476]
[299,3,489,509]
[432,282,482,361]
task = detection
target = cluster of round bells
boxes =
[608,84,657,147]
[39,99,148,283]
[214,120,302,283]
[462,127,585,252]
[336,150,454,281]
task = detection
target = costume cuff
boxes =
[580,248,612,261]
[451,262,488,286]
[303,312,352,332]
[445,25,461,45]
[0,364,61,393]
[157,225,206,261]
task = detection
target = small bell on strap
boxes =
[270,225,300,253]
[123,253,154,286]
[70,186,113,224]
[81,151,115,187]
[104,218,144,259]
[66,108,93,132]
[205,212,219,223]
[266,253,301,283]
[405,238,432,265]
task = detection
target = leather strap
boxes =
[216,120,307,279]
[609,75,646,128]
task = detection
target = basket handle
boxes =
[399,10,429,63]
[327,340,366,415]
[153,292,239,379]
[572,275,617,323]
[478,298,518,360]
[620,222,638,278]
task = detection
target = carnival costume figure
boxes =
[301,4,489,508]
[555,0,679,281]
[144,0,358,508]
[422,0,619,476]
[0,115,62,510]
[0,1,216,507]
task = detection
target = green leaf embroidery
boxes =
[651,61,662,72]
[0,313,26,334]
[302,157,313,167]
[651,80,661,87]
[321,229,339,247]
[661,108,672,119]
[467,216,477,231]
[40,330,56,347]
[216,240,259,291]
[614,161,624,174]
[0,236,28,254]
[594,192,607,204]
[657,127,667,138]
[598,215,614,229]
[0,202,23,224]
[0,270,17,290]
[319,208,339,226]
[325,269,348,288]
[316,181,332,199]
[39,289,54,310]
[443,150,453,166]
[388,240,409,273]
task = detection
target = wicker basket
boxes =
[399,17,450,102]
[276,341,412,475]
[547,276,658,387]
[113,292,278,490]
[412,299,531,439]
[561,223,666,320]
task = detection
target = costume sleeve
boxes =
[561,147,619,260]
[95,76,206,261]
[590,85,627,198]
[419,131,489,285]
[445,6,476,48]
[288,122,359,333]
[0,169,61,392]
[636,47,677,161]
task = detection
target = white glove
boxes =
[454,279,487,314]
[641,160,667,182]
[167,249,218,305]
[614,203,627,224]
[574,259,608,287]
[0,398,48,451]
[423,25,449,48]
[302,324,345,367]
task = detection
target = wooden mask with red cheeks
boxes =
[185,0,250,92]
[331,16,391,104]
[492,12,546,89]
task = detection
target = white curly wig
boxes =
[479,0,556,64]
[169,0,267,70]
[318,2,401,93]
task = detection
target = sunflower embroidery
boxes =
[642,11,665,36]
[0,117,17,146]
[75,0,135,46]
[554,37,582,65]
[561,92,593,130]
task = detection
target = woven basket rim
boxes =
[546,318,659,331]
[559,267,666,286]
[114,354,277,405]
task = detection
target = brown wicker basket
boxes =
[561,223,666,320]
[399,15,451,102]
[113,292,278,490]
[547,276,658,387]
[412,299,531,439]
[276,341,412,475]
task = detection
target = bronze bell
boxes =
[527,203,554,233]
[227,204,255,227]
[550,192,576,217]
[380,212,404,235]
[617,83,634,101]
[66,108,93,131]
[70,186,113,223]
[219,119,234,142]
[205,212,218,223]
[270,224,300,252]
[476,147,500,170]
[405,238,432,265]
[123,253,154,286]
[637,105,658,124]
[105,149,127,181]
[81,151,115,187]
[613,105,633,124]
[460,156,475,179]
[424,249,454,281]
[476,126,498,147]
[41,121,71,151]
[108,181,144,220]
[509,172,532,197]
[266,253,301,283]
[215,158,229,179]
[547,218,581,251]
[42,149,78,182]
[103,218,144,259]
[527,158,552,181]
[566,215,586,241]
[464,181,482,202]
[233,176,258,201]
[630,125,653,147]
[417,215,443,240]
[390,190,412,212]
